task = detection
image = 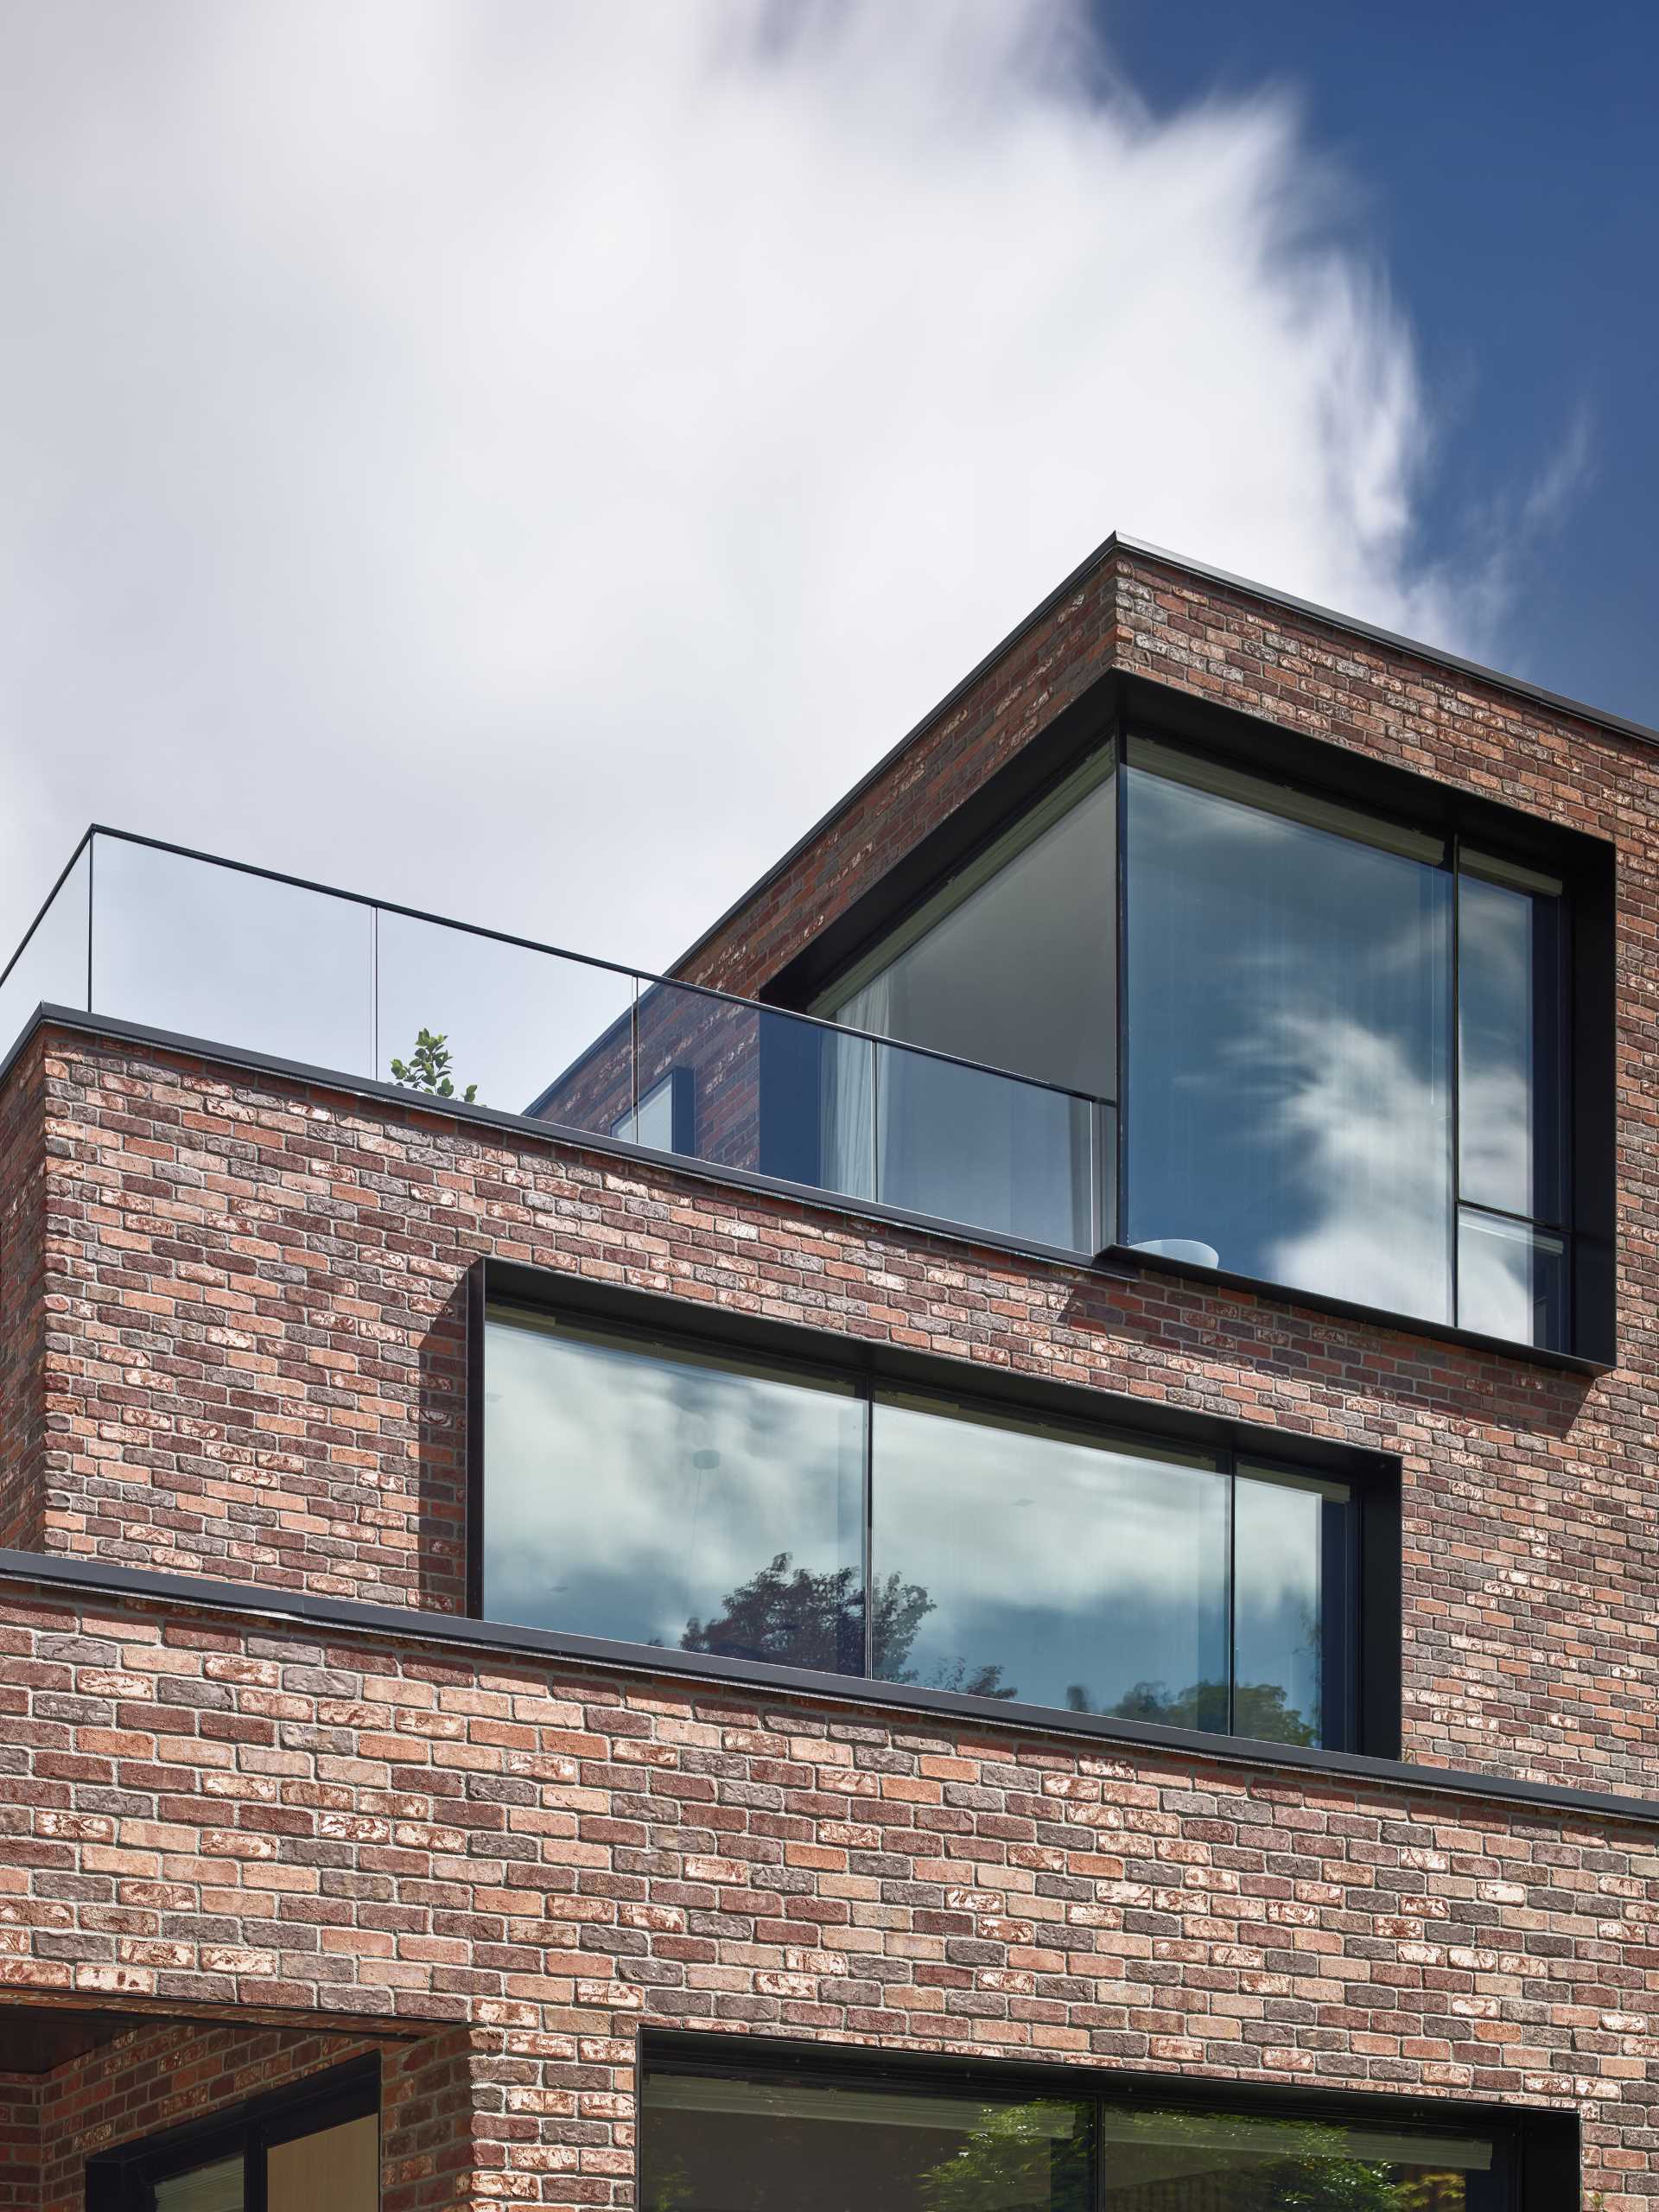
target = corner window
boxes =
[642,2052,1513,2211]
[816,716,1599,1357]
[481,1295,1368,1751]
[818,747,1117,1255]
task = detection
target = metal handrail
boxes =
[0,823,1116,1110]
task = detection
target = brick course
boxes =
[0,1573,1653,2201]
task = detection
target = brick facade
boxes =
[0,1571,1652,2202]
[2,541,1656,2203]
[10,1025,1642,1796]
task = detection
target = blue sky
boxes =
[1109,0,1656,722]
[0,2,1652,976]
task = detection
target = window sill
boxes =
[7,1006,1614,1377]
[1109,1240,1613,1377]
[3,1546,1657,1835]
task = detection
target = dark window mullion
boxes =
[1112,716,1128,1251]
[1224,1448,1236,1741]
[1450,834,1463,1328]
[1458,1196,1569,1237]
[861,1384,874,1681]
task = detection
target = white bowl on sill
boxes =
[1130,1237,1221,1268]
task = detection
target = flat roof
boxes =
[671,530,1658,977]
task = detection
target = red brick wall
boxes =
[0,2073,37,2210]
[0,1029,49,1553]
[11,2013,474,2212]
[0,1573,1647,2202]
[10,1020,1645,1800]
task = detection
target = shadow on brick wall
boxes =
[416,1279,471,1617]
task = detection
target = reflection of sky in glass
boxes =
[1458,868,1563,1224]
[1458,1210,1567,1348]
[0,842,90,1064]
[871,1398,1227,1713]
[92,835,374,1077]
[1126,760,1453,1323]
[1234,1470,1342,1745]
[483,1313,864,1659]
[828,760,1116,1098]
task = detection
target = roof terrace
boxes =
[0,827,1112,1263]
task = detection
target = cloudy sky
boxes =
[1,0,1651,981]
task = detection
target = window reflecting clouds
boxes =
[814,726,1576,1349]
[486,1307,1354,1746]
[1458,861,1566,1225]
[871,1397,1228,1719]
[482,1313,867,1674]
[1235,1467,1350,1747]
[1125,742,1455,1325]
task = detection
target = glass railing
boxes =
[0,829,1114,1256]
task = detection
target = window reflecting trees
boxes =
[642,2064,1501,2212]
[485,1307,1354,1747]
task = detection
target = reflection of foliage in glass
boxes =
[918,2102,1089,2212]
[644,2153,691,2212]
[1065,1677,1317,1746]
[1092,2109,1465,2211]
[681,1553,1016,1695]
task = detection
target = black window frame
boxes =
[469,1261,1403,1759]
[86,2056,378,2212]
[762,668,1617,1370]
[639,2030,1575,2212]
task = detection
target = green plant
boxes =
[389,1027,477,1103]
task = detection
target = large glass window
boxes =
[1122,739,1572,1345]
[817,724,1578,1349]
[483,1310,868,1675]
[817,749,1116,1254]
[870,1397,1230,1722]
[642,2058,1507,2212]
[484,1303,1357,1748]
[1124,739,1456,1324]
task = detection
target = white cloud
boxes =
[0,0,1529,982]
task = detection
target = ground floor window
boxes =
[642,2052,1512,2211]
[88,2060,378,2212]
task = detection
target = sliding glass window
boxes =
[482,1308,867,1675]
[483,1302,1357,1749]
[642,2056,1510,2211]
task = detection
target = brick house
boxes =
[0,533,1650,2205]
